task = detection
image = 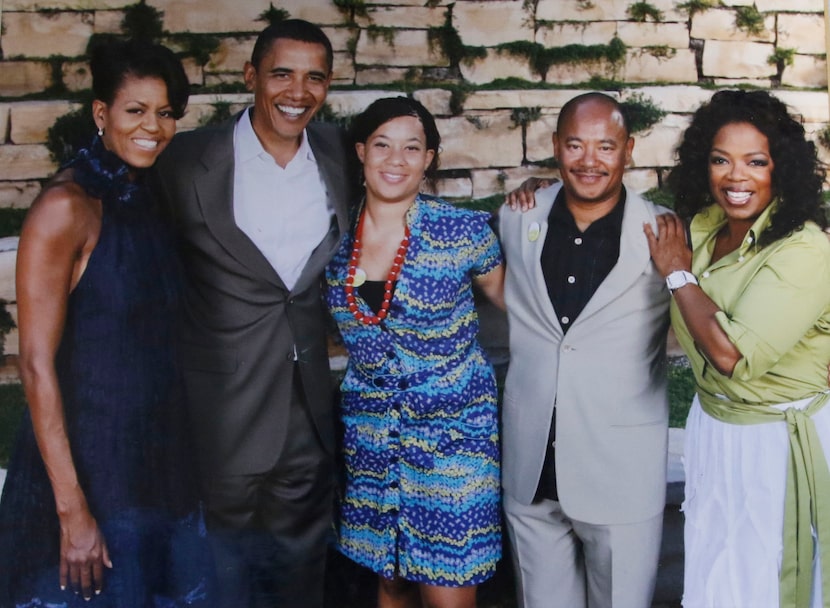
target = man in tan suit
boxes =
[498,92,672,607]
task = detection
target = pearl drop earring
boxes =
[97,127,104,137]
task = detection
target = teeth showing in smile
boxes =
[133,139,158,150]
[725,190,751,204]
[278,105,305,117]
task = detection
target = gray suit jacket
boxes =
[153,112,355,479]
[499,183,671,525]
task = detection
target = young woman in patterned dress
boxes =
[326,97,505,608]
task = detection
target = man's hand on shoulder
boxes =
[504,177,557,213]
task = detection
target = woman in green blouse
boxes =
[645,90,830,608]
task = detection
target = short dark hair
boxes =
[669,89,827,245]
[250,19,334,74]
[557,91,630,137]
[89,38,189,120]
[350,96,442,191]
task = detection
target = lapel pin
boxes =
[352,268,367,287]
[528,222,541,242]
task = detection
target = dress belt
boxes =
[698,389,830,608]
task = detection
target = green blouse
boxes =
[672,201,830,405]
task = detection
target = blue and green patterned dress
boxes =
[326,195,502,586]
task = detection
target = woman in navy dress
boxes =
[326,97,505,608]
[0,39,210,607]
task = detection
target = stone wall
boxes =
[0,0,828,355]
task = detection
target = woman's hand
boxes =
[504,177,555,212]
[643,213,692,278]
[59,504,112,599]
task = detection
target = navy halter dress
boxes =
[0,138,211,607]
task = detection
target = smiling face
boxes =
[708,122,775,224]
[92,75,176,169]
[356,115,436,207]
[553,98,633,212]
[244,37,331,163]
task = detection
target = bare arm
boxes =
[474,264,505,311]
[16,181,111,599]
[503,177,555,212]
[644,213,741,376]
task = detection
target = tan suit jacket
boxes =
[499,183,671,525]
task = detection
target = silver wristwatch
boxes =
[665,270,698,293]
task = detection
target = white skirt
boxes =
[682,394,830,608]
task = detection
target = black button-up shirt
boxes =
[535,188,626,501]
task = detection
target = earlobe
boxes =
[242,62,256,92]
[91,100,106,134]
[355,143,365,163]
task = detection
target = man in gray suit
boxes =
[499,92,671,608]
[153,20,356,608]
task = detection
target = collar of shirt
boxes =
[234,107,316,169]
[548,187,627,237]
[690,199,778,255]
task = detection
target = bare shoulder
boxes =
[23,169,101,245]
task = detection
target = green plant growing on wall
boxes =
[258,3,290,26]
[576,0,596,10]
[46,97,94,165]
[642,45,676,60]
[620,92,666,134]
[44,55,70,97]
[200,101,234,127]
[768,47,795,81]
[496,37,626,81]
[734,5,765,36]
[171,34,221,67]
[367,25,396,48]
[509,107,542,129]
[313,103,355,130]
[121,1,164,41]
[428,6,484,69]
[676,0,718,17]
[627,1,664,22]
[816,124,830,152]
[333,0,369,22]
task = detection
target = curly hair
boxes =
[668,89,826,246]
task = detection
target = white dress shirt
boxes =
[233,108,333,290]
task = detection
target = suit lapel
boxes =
[518,184,563,337]
[575,190,653,324]
[194,113,285,289]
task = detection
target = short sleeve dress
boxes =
[325,195,503,587]
[0,137,212,608]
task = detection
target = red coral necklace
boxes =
[344,209,410,325]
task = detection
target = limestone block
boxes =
[0,240,18,303]
[712,78,772,87]
[546,59,619,85]
[536,22,617,48]
[181,57,204,87]
[464,89,597,111]
[774,90,829,123]
[691,9,775,43]
[0,182,41,209]
[5,0,131,8]
[435,176,473,200]
[701,40,776,79]
[0,145,56,180]
[0,106,9,141]
[630,114,691,168]
[414,89,453,117]
[2,12,93,58]
[621,86,712,114]
[176,93,251,131]
[436,113,523,170]
[623,169,659,194]
[617,22,691,49]
[356,6,445,29]
[10,101,81,144]
[459,49,538,85]
[207,36,255,73]
[755,0,822,11]
[354,68,411,86]
[204,73,244,88]
[777,14,826,56]
[324,27,357,53]
[622,49,698,83]
[326,90,400,119]
[93,9,123,34]
[355,30,446,67]
[781,54,827,88]
[158,0,272,33]
[62,61,92,92]
[366,0,450,5]
[721,0,755,5]
[0,62,53,97]
[453,1,534,47]
[471,166,560,200]
[525,113,559,162]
